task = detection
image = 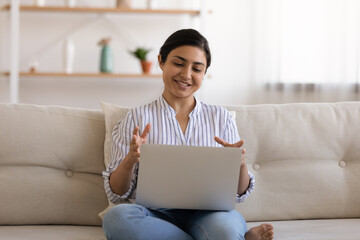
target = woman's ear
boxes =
[158,54,163,70]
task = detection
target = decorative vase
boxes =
[63,38,74,74]
[100,45,113,73]
[141,60,152,74]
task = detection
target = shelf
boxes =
[1,72,162,78]
[1,5,201,15]
[2,1,205,103]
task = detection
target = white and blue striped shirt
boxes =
[103,96,255,204]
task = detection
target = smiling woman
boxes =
[156,29,211,134]
[102,29,274,240]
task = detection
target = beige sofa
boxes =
[0,101,359,240]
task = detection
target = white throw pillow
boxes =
[100,102,130,168]
[99,102,130,220]
[229,110,236,122]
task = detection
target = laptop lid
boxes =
[136,144,242,211]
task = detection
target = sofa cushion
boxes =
[0,226,106,240]
[0,104,108,226]
[225,102,360,221]
[99,102,130,219]
[100,102,130,169]
[247,218,360,240]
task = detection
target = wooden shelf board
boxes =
[1,5,200,15]
[1,72,162,78]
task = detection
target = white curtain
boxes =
[249,0,360,103]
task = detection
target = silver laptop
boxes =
[136,144,242,211]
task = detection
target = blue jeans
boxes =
[102,204,247,240]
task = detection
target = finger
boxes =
[140,123,151,139]
[232,139,244,148]
[131,133,137,146]
[214,136,230,146]
[215,137,245,148]
[133,126,140,136]
[131,134,142,151]
[242,148,246,155]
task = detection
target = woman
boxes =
[102,29,274,240]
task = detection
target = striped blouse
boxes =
[103,96,255,204]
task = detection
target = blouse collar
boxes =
[158,95,202,117]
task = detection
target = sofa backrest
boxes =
[0,104,108,226]
[227,102,360,221]
[1,102,359,225]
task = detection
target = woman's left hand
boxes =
[215,136,250,195]
[214,137,246,166]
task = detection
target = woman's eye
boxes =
[193,68,202,73]
[174,62,183,66]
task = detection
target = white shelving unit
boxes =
[1,1,207,103]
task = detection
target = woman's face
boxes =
[159,45,207,102]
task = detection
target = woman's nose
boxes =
[180,67,192,79]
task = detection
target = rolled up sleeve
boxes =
[236,171,255,203]
[103,164,138,204]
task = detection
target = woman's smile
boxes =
[174,79,192,88]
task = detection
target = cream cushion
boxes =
[0,104,108,225]
[99,102,130,219]
[227,102,360,221]
[100,102,130,168]
[0,226,106,240]
[247,219,360,240]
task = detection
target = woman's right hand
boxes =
[110,123,151,196]
[127,123,151,164]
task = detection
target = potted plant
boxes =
[129,47,152,74]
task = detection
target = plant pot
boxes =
[141,60,152,74]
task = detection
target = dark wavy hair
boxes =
[159,29,211,73]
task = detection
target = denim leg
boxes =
[102,204,193,240]
[186,210,248,240]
